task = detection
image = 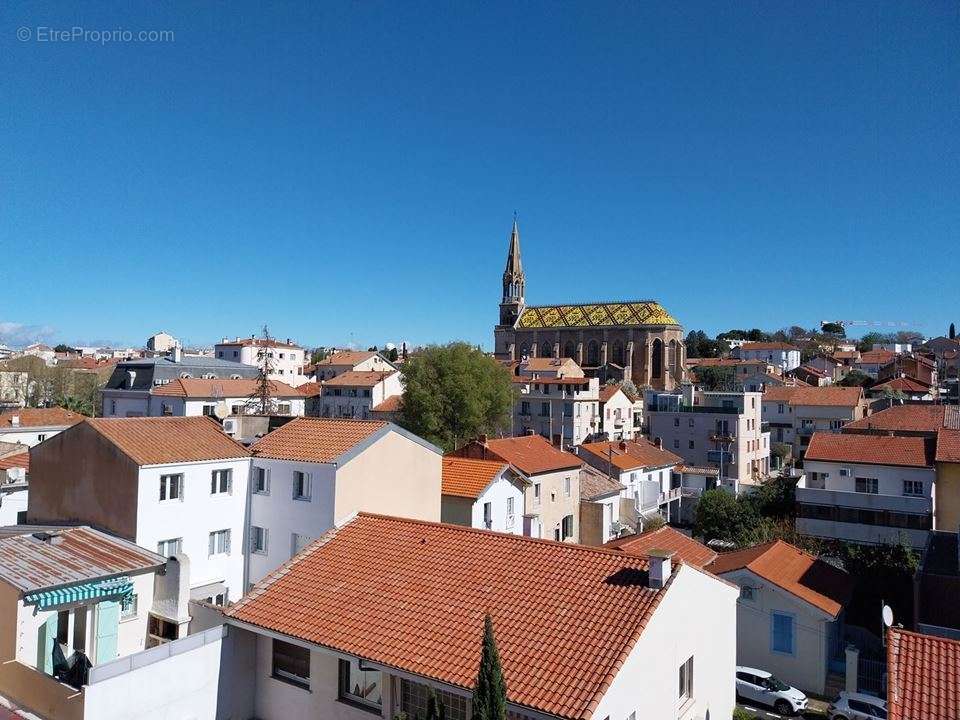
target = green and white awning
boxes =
[24,576,133,610]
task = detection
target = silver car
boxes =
[828,691,887,720]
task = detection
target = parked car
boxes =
[828,691,888,720]
[735,666,808,715]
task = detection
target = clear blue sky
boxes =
[2,1,957,350]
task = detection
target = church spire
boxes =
[504,216,523,277]
[500,217,525,326]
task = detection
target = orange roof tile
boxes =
[227,514,684,720]
[442,456,510,498]
[480,436,581,476]
[707,540,852,617]
[763,386,863,407]
[85,416,249,465]
[372,395,402,412]
[0,407,84,429]
[151,378,304,398]
[297,381,322,398]
[323,370,397,388]
[858,349,897,364]
[936,428,960,463]
[579,439,683,472]
[579,465,624,500]
[806,432,934,468]
[870,377,931,393]
[606,526,717,568]
[316,351,379,366]
[250,417,387,463]
[844,404,946,433]
[599,385,623,403]
[0,451,29,471]
[887,628,959,720]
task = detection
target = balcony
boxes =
[648,403,742,415]
[658,487,702,505]
[796,486,932,515]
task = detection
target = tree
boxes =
[693,365,737,391]
[838,369,871,387]
[398,342,514,452]
[951,323,956,340]
[695,489,766,546]
[857,332,886,352]
[684,330,718,359]
[879,386,906,403]
[53,344,79,354]
[387,347,399,362]
[821,322,845,337]
[471,614,506,720]
[309,348,328,364]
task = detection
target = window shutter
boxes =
[249,528,257,552]
[211,472,217,494]
[264,528,269,553]
[227,470,233,494]
[208,533,215,556]
[178,476,184,501]
[266,469,271,493]
[224,530,231,555]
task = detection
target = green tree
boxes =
[693,365,737,391]
[309,348,328,364]
[838,369,871,387]
[53,344,79,354]
[821,322,845,337]
[398,342,514,452]
[471,614,506,720]
[684,330,718,359]
[387,347,399,362]
[951,323,956,340]
[857,332,886,352]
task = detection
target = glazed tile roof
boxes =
[762,386,863,407]
[805,432,934,468]
[0,407,84,429]
[151,377,304,398]
[250,417,387,463]
[481,436,581,476]
[322,370,397,388]
[707,540,852,617]
[516,301,678,330]
[86,416,250,465]
[606,526,717,568]
[0,525,165,593]
[227,513,680,720]
[844,404,947,434]
[887,628,959,720]
[442,457,511,499]
[579,439,683,472]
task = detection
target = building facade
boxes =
[214,337,308,386]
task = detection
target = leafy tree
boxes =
[398,342,514,452]
[751,475,797,520]
[684,330,718,359]
[694,489,773,546]
[840,538,918,629]
[309,348,328,364]
[368,345,378,352]
[857,332,886,352]
[821,322,845,337]
[53,344,79,354]
[838,369,871,387]
[471,614,506,720]
[387,347,399,362]
[951,323,956,340]
[770,442,791,465]
[879,386,906,402]
[693,365,737,391]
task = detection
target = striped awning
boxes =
[24,576,133,610]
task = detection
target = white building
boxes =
[732,342,801,373]
[22,343,55,365]
[317,371,402,420]
[512,372,600,447]
[762,386,869,458]
[599,384,642,440]
[222,513,738,720]
[0,407,84,448]
[440,456,527,533]
[148,378,305,417]
[796,432,935,547]
[310,350,396,381]
[146,331,178,353]
[215,336,308,386]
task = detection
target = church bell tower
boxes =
[499,219,525,327]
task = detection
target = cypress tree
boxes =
[471,614,507,720]
[951,323,956,340]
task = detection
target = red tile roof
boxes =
[0,451,29,471]
[844,404,946,434]
[0,407,84,429]
[316,351,379,366]
[250,417,386,463]
[480,436,581,476]
[322,370,397,388]
[858,349,897,365]
[442,457,510,498]
[227,513,692,720]
[579,439,682,472]
[598,385,624,403]
[805,432,934,468]
[707,540,852,617]
[579,465,624,500]
[606,526,717,568]
[936,428,960,463]
[151,378,304,398]
[372,395,402,412]
[871,377,931,393]
[887,627,959,720]
[763,386,863,407]
[296,381,322,398]
[85,416,249,465]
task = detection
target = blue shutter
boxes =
[771,613,794,654]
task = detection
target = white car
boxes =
[736,666,808,715]
[828,691,887,720]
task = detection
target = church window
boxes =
[612,341,624,366]
[587,341,600,366]
[652,339,664,378]
[563,341,575,359]
[541,342,553,359]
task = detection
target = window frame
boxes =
[678,656,694,702]
[208,529,231,556]
[253,466,270,495]
[159,473,183,503]
[338,658,383,711]
[770,611,796,655]
[157,537,182,557]
[210,468,232,495]
[293,471,312,501]
[250,525,268,555]
[272,639,310,690]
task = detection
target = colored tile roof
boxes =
[0,526,165,593]
[0,407,84,429]
[442,457,510,498]
[579,439,683,472]
[707,540,852,617]
[316,351,379,366]
[250,417,386,463]
[322,370,397,388]
[844,404,946,434]
[762,386,863,407]
[606,526,717,568]
[805,432,934,468]
[516,301,678,330]
[85,416,250,465]
[481,435,581,476]
[887,628,959,720]
[151,377,304,398]
[227,513,682,720]
[579,465,624,500]
[936,429,960,463]
[372,395,402,412]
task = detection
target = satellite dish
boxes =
[882,605,894,628]
[214,401,229,420]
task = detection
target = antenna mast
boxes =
[246,324,276,414]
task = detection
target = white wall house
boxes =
[148,378,306,418]
[311,351,396,381]
[733,343,801,373]
[599,385,642,440]
[0,407,84,448]
[440,456,527,533]
[214,336,308,386]
[317,371,402,420]
[762,386,868,459]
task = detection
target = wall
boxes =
[522,467,580,541]
[935,461,960,531]
[0,425,70,447]
[802,459,934,498]
[471,472,525,534]
[102,391,151,418]
[440,495,472,527]
[591,564,737,720]
[0,488,27,525]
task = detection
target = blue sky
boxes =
[2,1,957,350]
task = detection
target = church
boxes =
[494,220,687,390]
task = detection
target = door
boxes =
[95,600,120,663]
[37,613,58,674]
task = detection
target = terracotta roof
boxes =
[832,351,860,360]
[227,513,685,720]
[323,370,397,388]
[217,337,301,349]
[151,378,304,398]
[707,540,852,617]
[519,358,579,371]
[599,385,625,403]
[0,407,84,429]
[316,351,379,366]
[792,365,827,378]
[372,395,402,412]
[481,436,581,476]
[85,416,249,465]
[579,465,624,500]
[250,417,386,463]
[936,428,960,463]
[805,432,934,468]
[297,381,322,398]
[0,451,29,471]
[870,377,932,394]
[513,376,591,386]
[442,457,510,498]
[762,386,863,407]
[844,404,946,434]
[606,526,717,568]
[579,440,683,472]
[858,349,897,364]
[738,342,799,351]
[887,628,959,720]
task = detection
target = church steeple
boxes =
[500,218,525,326]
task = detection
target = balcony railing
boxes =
[648,404,742,415]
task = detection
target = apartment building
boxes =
[317,370,402,420]
[147,378,306,417]
[598,384,642,440]
[732,342,801,372]
[512,373,599,447]
[310,350,396,381]
[646,386,770,492]
[762,386,868,458]
[214,336,308,385]
[440,456,527,534]
[854,349,896,378]
[0,407,83,447]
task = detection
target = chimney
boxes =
[619,441,628,451]
[172,345,182,363]
[655,437,663,450]
[646,549,675,589]
[478,434,488,444]
[10,415,19,428]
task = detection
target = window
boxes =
[563,402,572,416]
[678,656,693,701]
[564,476,572,497]
[157,538,181,557]
[483,502,492,528]
[37,434,47,442]
[272,639,310,689]
[339,658,382,708]
[855,477,879,494]
[250,526,268,554]
[839,468,851,477]
[673,439,680,449]
[400,679,467,720]
[688,418,694,427]
[506,497,515,528]
[159,474,183,502]
[903,480,923,497]
[278,402,291,414]
[533,482,541,505]
[739,586,754,601]
[777,403,784,414]
[688,440,695,449]
[202,404,216,417]
[211,469,232,494]
[121,593,138,619]
[208,529,231,556]
[560,514,574,540]
[293,471,311,500]
[807,472,828,490]
[540,402,549,417]
[253,466,270,494]
[830,420,845,430]
[674,418,680,427]
[771,612,795,654]
[520,401,530,415]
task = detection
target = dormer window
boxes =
[180,372,193,379]
[202,373,216,380]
